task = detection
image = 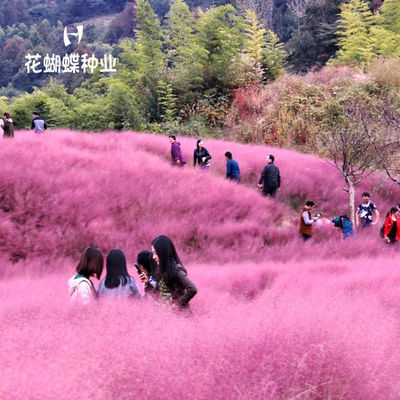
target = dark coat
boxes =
[193,147,212,167]
[3,119,14,137]
[258,163,280,193]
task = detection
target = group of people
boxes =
[299,192,400,245]
[1,111,47,138]
[0,113,14,138]
[169,135,281,195]
[68,235,198,310]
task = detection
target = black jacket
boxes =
[258,163,280,191]
[193,147,212,167]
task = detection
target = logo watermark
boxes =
[63,25,83,47]
[25,25,117,75]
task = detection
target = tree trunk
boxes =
[348,181,355,227]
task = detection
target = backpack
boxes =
[332,216,343,229]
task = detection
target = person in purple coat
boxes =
[169,135,186,166]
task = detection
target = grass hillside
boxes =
[1,130,400,399]
[0,129,398,267]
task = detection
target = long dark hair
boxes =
[196,139,202,150]
[76,247,104,279]
[104,249,131,288]
[151,235,185,285]
[137,250,157,276]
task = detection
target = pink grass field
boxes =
[1,130,400,399]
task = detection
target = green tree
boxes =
[286,0,341,72]
[164,0,206,103]
[242,10,286,82]
[262,30,287,81]
[334,0,375,65]
[243,10,266,65]
[119,0,165,120]
[369,25,400,57]
[370,0,400,57]
[379,0,400,34]
[195,5,243,94]
[165,0,194,61]
[157,80,177,122]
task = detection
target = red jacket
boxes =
[384,215,400,241]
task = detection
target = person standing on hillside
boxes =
[299,200,319,240]
[193,139,212,170]
[31,111,47,134]
[3,113,14,138]
[383,207,400,244]
[169,135,186,166]
[257,154,280,197]
[356,192,379,229]
[225,151,241,182]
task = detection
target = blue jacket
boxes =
[226,159,241,180]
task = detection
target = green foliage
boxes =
[224,63,400,157]
[287,0,341,72]
[242,10,287,82]
[165,0,194,61]
[118,0,165,121]
[195,5,243,94]
[262,30,287,81]
[134,0,165,81]
[333,0,400,65]
[164,0,206,102]
[334,0,375,65]
[380,0,400,34]
[157,80,177,122]
[10,89,54,128]
[243,10,266,65]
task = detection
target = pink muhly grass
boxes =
[1,257,400,399]
[0,129,398,267]
[1,130,400,399]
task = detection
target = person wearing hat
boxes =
[257,154,280,197]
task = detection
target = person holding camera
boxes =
[136,249,159,295]
[299,200,320,241]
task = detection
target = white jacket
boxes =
[68,274,97,305]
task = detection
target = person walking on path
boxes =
[193,139,212,170]
[169,135,186,166]
[31,111,47,134]
[257,154,280,197]
[356,192,379,229]
[3,113,14,138]
[225,151,241,182]
[383,207,400,244]
[299,200,319,241]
